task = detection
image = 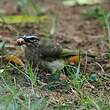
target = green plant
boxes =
[81,6,108,29]
[82,6,107,20]
[81,6,110,43]
[65,63,84,91]
[62,64,95,109]
[0,78,49,110]
[79,92,100,110]
[10,64,37,92]
[25,65,37,86]
[0,65,50,110]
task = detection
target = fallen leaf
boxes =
[3,55,24,66]
[63,0,101,6]
[67,55,80,65]
[0,15,48,24]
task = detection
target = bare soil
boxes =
[0,0,110,109]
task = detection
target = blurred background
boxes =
[0,0,110,110]
[0,0,110,53]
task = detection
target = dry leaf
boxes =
[3,55,24,66]
[67,55,80,65]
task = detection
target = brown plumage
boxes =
[17,35,65,71]
[16,34,95,71]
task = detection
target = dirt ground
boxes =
[1,0,110,71]
[0,0,110,55]
[0,0,110,109]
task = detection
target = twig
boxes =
[95,62,105,73]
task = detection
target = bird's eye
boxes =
[23,35,39,43]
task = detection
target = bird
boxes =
[16,34,95,72]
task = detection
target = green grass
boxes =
[0,61,110,110]
[81,5,110,43]
[0,64,50,110]
[81,6,108,30]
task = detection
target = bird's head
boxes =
[16,34,40,47]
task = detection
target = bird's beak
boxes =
[16,37,26,46]
[16,35,40,46]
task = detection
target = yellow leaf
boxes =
[67,55,80,65]
[0,15,48,24]
[3,55,24,66]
